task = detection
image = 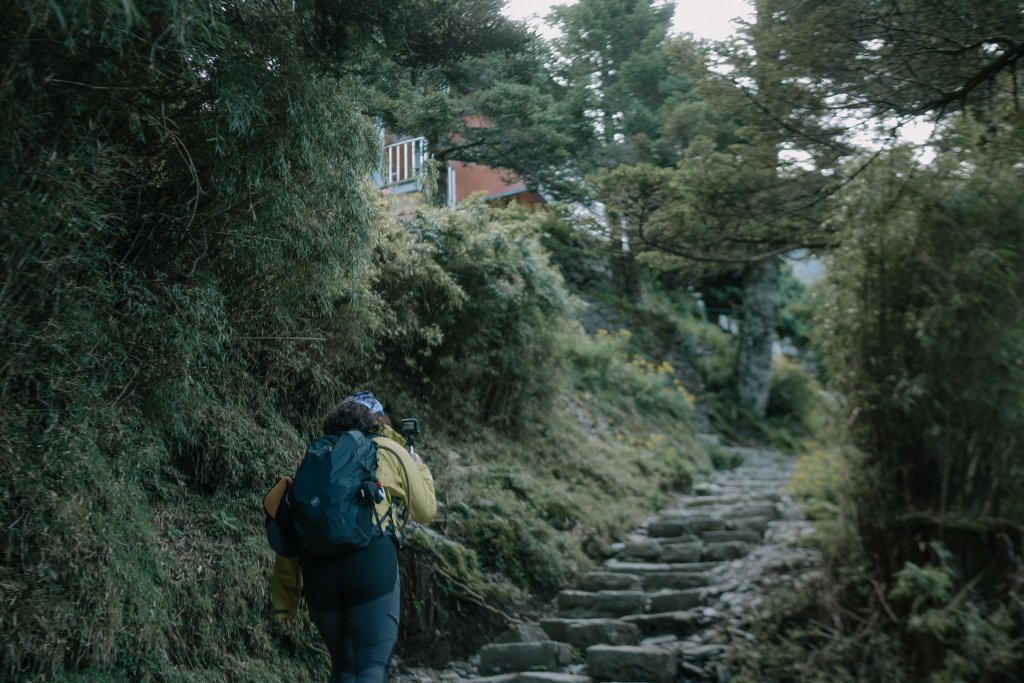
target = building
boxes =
[376,133,544,207]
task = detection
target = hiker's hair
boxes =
[322,399,380,435]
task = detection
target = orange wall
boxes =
[450,160,529,203]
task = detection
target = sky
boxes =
[502,0,754,41]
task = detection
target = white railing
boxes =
[382,137,428,187]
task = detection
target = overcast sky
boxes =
[502,0,753,41]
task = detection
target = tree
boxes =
[0,0,539,677]
[546,0,679,300]
[817,131,1024,678]
[728,1,1024,675]
[367,25,583,205]
[596,16,838,416]
[722,0,1024,145]
[549,0,675,152]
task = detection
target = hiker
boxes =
[264,391,436,683]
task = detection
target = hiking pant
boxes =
[303,536,400,683]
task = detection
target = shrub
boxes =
[374,200,567,434]
[812,129,1024,680]
[570,328,696,421]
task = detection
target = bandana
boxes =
[349,390,384,415]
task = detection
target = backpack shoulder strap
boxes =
[372,436,413,531]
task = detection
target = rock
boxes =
[646,519,691,538]
[556,590,646,618]
[463,676,519,683]
[701,530,763,544]
[538,618,573,643]
[679,660,710,679]
[677,643,728,660]
[566,619,642,648]
[494,623,551,644]
[702,541,750,561]
[517,674,593,683]
[477,642,574,676]
[586,645,676,683]
[647,588,704,613]
[660,542,703,563]
[685,516,728,533]
[541,618,639,648]
[682,496,743,508]
[639,634,678,646]
[604,560,720,574]
[721,503,779,520]
[578,572,642,592]
[641,571,710,591]
[622,610,702,637]
[616,539,662,560]
[603,560,672,573]
[726,516,771,533]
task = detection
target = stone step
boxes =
[464,675,593,683]
[719,503,781,520]
[577,572,642,592]
[679,492,781,507]
[696,483,790,493]
[659,541,702,563]
[621,610,703,638]
[610,539,662,560]
[604,559,721,574]
[640,571,710,591]
[493,623,551,644]
[556,590,646,618]
[518,674,592,683]
[702,540,751,561]
[646,588,704,613]
[647,517,723,537]
[728,516,772,533]
[540,617,641,648]
[677,643,728,661]
[586,645,677,683]
[661,502,781,521]
[700,529,763,544]
[477,642,574,676]
[653,516,726,534]
[463,675,520,683]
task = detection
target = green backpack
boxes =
[289,430,389,557]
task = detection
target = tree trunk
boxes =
[736,257,778,417]
[608,210,641,302]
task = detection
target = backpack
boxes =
[288,429,390,557]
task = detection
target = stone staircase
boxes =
[442,446,819,683]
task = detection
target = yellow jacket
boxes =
[371,428,438,528]
[267,427,436,618]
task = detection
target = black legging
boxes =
[302,536,400,683]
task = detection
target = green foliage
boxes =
[775,264,815,348]
[397,528,521,666]
[765,358,826,439]
[375,200,567,433]
[885,555,1021,680]
[748,0,1024,121]
[817,133,1024,565]
[803,123,1024,680]
[0,0,576,679]
[679,319,736,394]
[789,447,845,507]
[549,0,675,154]
[570,328,696,422]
